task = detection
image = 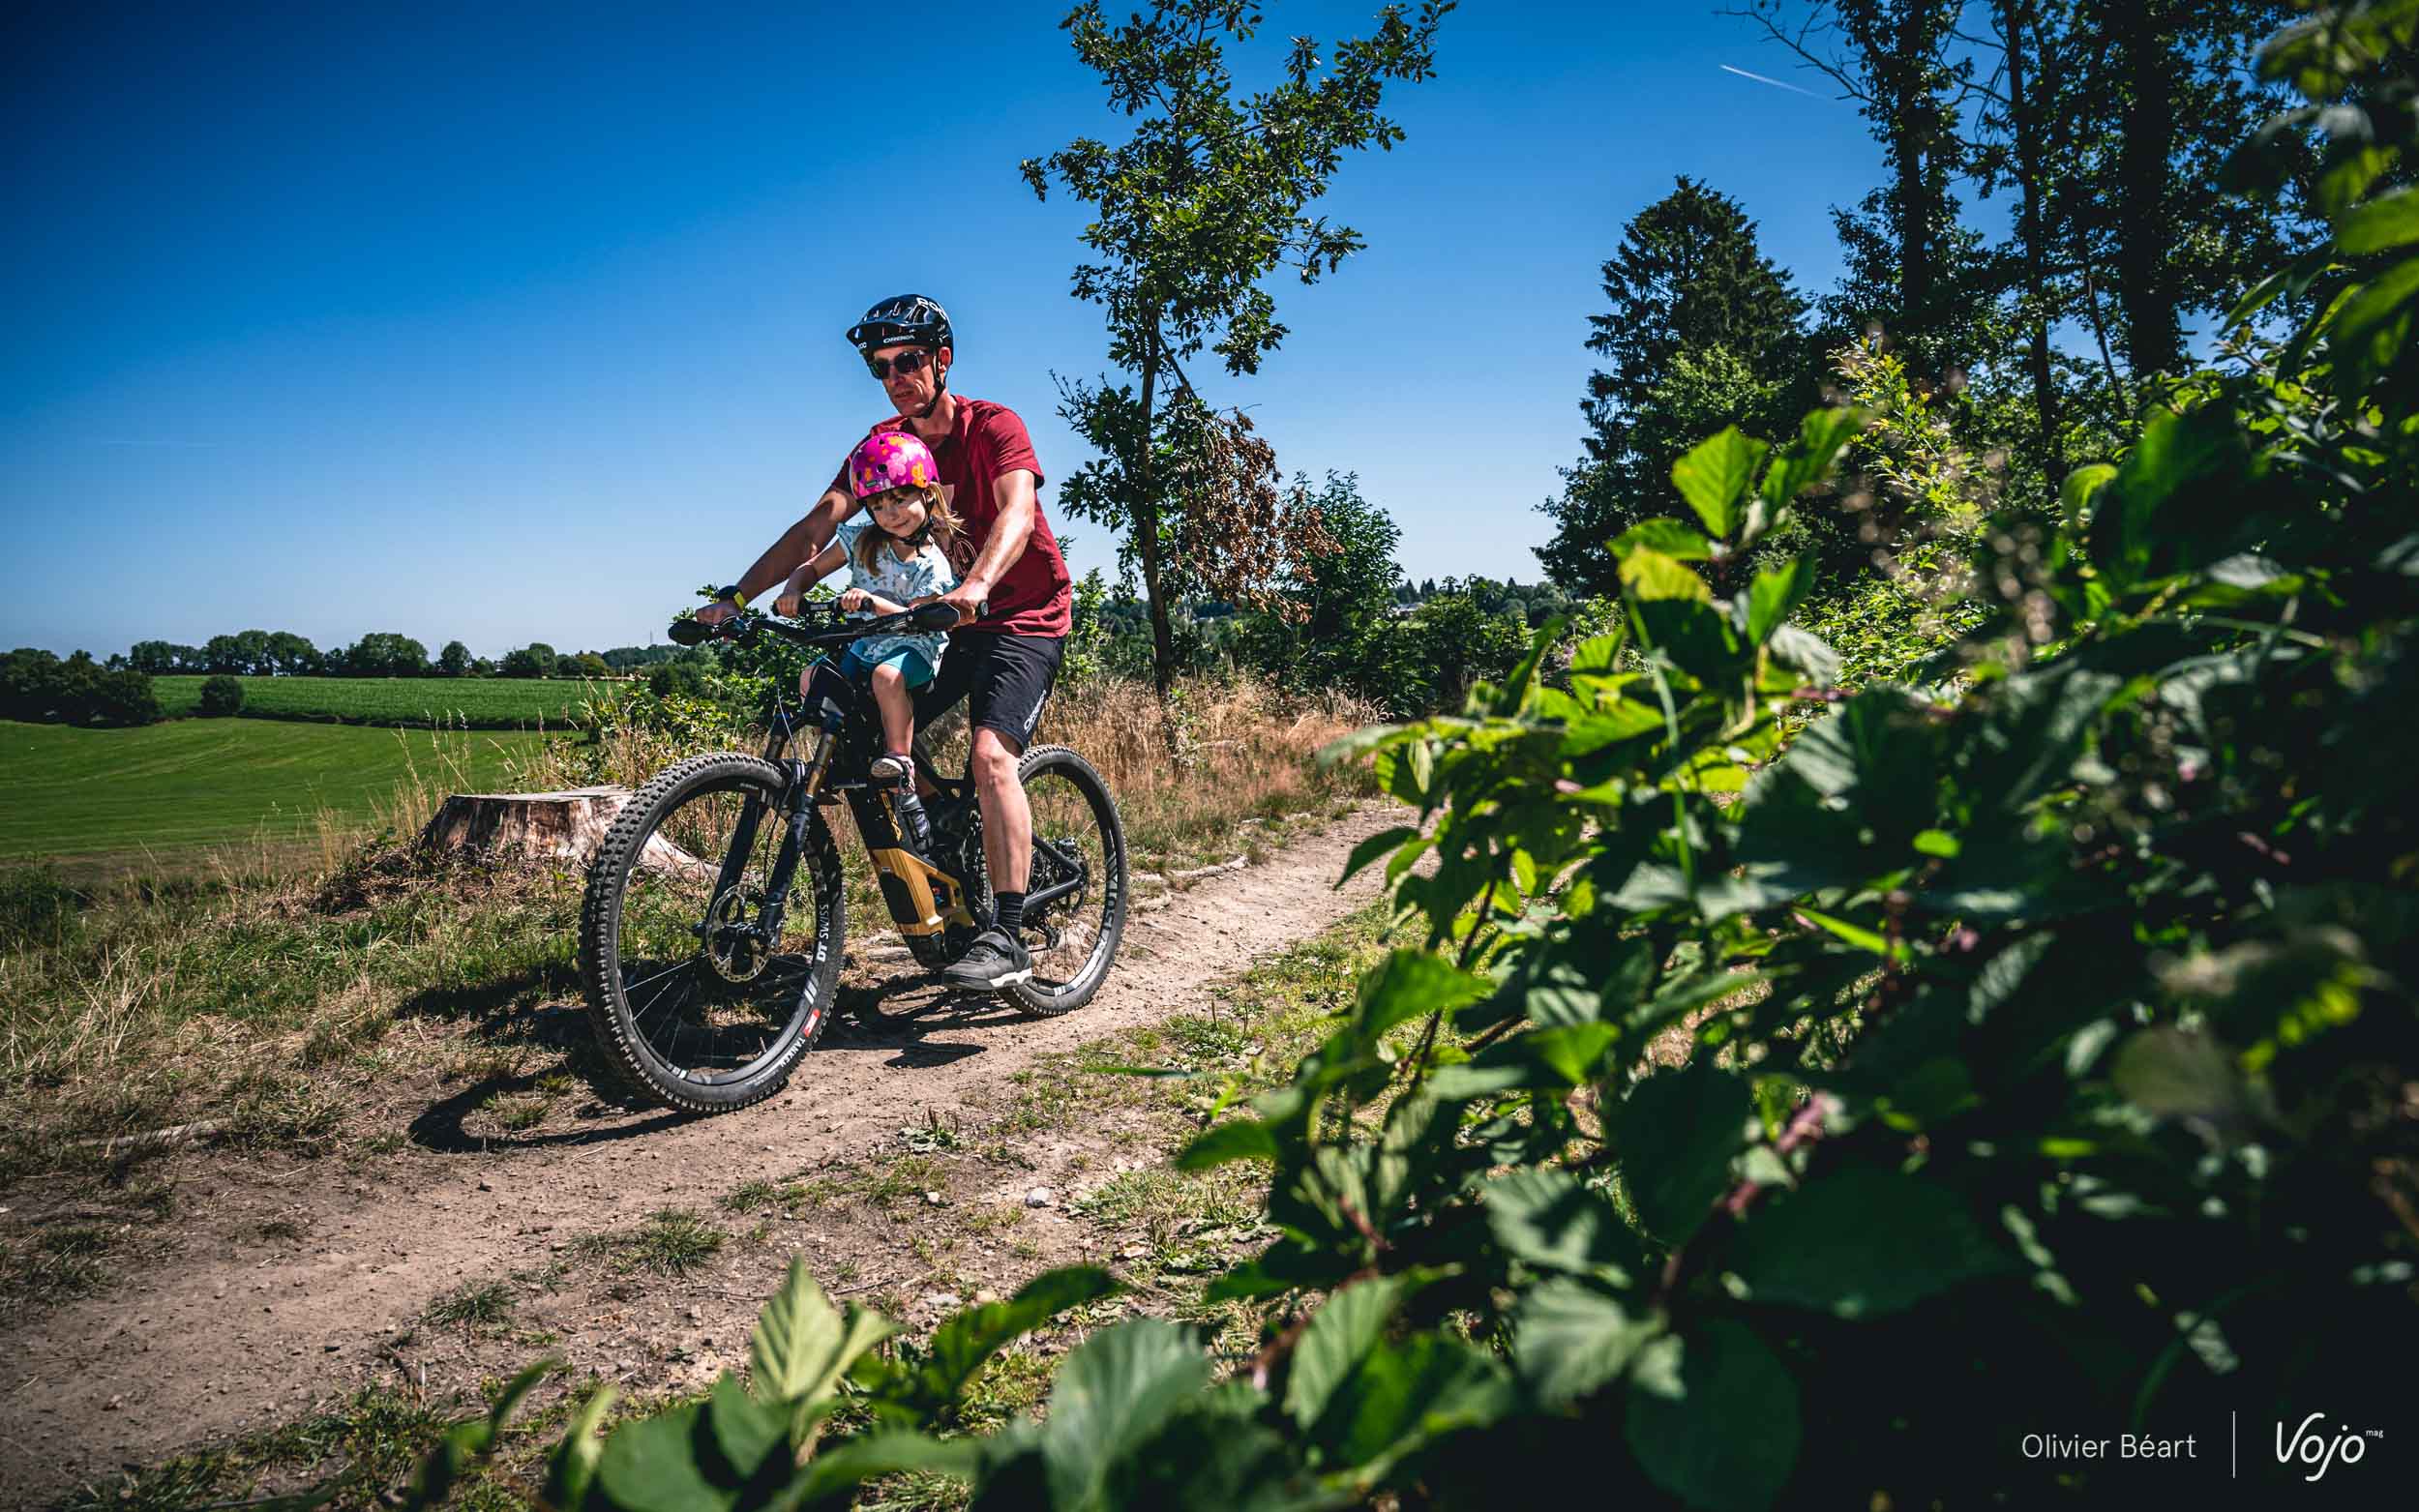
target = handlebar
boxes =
[667,598,985,649]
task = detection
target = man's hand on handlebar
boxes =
[937,579,991,627]
[697,598,742,629]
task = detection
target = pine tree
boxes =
[1538,178,1807,595]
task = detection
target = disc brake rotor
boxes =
[703,885,771,984]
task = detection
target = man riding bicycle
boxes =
[697,294,1073,991]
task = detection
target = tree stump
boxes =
[418,786,709,877]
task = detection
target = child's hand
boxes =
[838,588,871,613]
[773,589,801,617]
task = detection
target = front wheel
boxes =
[579,753,845,1113]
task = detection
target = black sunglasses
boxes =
[864,349,932,381]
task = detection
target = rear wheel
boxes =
[579,753,844,1113]
[986,745,1128,1016]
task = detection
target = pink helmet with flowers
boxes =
[847,431,939,500]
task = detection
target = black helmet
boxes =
[846,294,953,353]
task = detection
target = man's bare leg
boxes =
[941,723,1036,987]
[971,726,1030,894]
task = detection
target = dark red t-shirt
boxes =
[828,398,1071,637]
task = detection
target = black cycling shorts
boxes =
[913,630,1065,751]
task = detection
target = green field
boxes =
[151,674,611,727]
[0,719,567,869]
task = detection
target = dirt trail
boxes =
[0,805,1409,1505]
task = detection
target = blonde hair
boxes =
[856,483,961,573]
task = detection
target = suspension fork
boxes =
[752,727,833,942]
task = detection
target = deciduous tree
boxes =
[1023,0,1450,695]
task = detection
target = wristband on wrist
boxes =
[716,584,750,609]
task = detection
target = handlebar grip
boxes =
[667,617,715,646]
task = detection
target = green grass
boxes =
[571,1209,727,1278]
[0,718,564,866]
[423,1281,519,1331]
[152,675,607,728]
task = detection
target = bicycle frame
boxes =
[701,609,986,943]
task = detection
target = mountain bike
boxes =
[576,603,1128,1114]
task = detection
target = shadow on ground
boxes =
[407,1070,686,1153]
[830,970,1036,1069]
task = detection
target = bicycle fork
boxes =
[703,729,832,966]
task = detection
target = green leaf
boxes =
[1620,548,1715,604]
[1178,1116,1282,1169]
[2059,461,2116,525]
[1319,1335,1512,1485]
[2337,185,2419,253]
[2110,1027,2261,1128]
[1494,614,1567,715]
[543,1382,617,1512]
[1794,905,1904,962]
[1745,556,1813,646]
[596,1402,732,1512]
[1040,1318,1213,1510]
[1614,517,1714,562]
[1513,1278,1662,1408]
[782,1431,980,1507]
[2327,257,2419,397]
[1283,1272,1420,1429]
[1483,1168,1644,1280]
[1336,825,1419,890]
[705,1373,785,1483]
[915,1267,1120,1414]
[1754,407,1866,523]
[408,1358,554,1506]
[1357,948,1494,1041]
[1672,427,1769,539]
[1561,700,1666,756]
[1616,1062,1752,1246]
[1426,1023,1618,1100]
[1625,1319,1800,1512]
[750,1260,898,1432]
[1568,630,1628,673]
[1727,1164,2016,1318]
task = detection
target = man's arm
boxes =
[701,486,855,623]
[940,468,1037,621]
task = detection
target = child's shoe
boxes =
[869,751,912,785]
[893,787,933,857]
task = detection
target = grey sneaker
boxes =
[869,752,912,785]
[941,928,1032,991]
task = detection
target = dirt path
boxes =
[0,804,1409,1505]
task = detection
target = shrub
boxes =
[198,674,245,717]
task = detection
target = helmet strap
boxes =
[913,349,950,421]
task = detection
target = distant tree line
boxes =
[113,632,679,680]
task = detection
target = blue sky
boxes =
[1,1,1892,660]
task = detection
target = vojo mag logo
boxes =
[2276,1412,2382,1483]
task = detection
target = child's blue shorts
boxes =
[840,643,938,689]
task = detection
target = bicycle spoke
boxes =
[621,952,701,999]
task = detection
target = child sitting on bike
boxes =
[772,431,961,852]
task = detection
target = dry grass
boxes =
[505,669,1382,879]
[1030,674,1382,869]
[0,671,1384,1288]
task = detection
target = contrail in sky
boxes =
[1720,63,1827,99]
